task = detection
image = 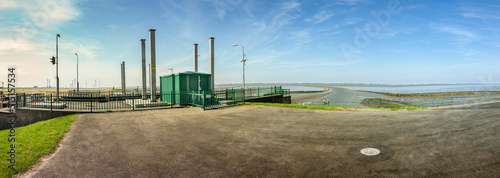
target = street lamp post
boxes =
[232,44,248,89]
[75,53,79,93]
[56,34,60,102]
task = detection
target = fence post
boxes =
[132,93,135,110]
[90,94,93,113]
[50,94,53,111]
[233,89,236,106]
[23,93,26,106]
[257,87,260,98]
[202,91,206,110]
[242,88,245,104]
[106,93,109,111]
[171,91,173,108]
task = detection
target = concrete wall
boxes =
[0,109,78,130]
[245,95,291,104]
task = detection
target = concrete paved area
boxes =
[23,103,500,177]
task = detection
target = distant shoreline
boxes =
[341,88,500,98]
[290,88,329,94]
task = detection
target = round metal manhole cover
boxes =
[347,145,394,163]
[360,148,380,156]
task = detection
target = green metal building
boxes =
[160,71,212,105]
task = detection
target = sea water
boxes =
[289,83,500,107]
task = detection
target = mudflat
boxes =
[22,103,500,177]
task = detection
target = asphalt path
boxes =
[21,102,500,177]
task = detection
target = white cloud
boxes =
[306,8,357,24]
[331,18,363,30]
[281,1,300,10]
[242,1,302,49]
[458,49,483,57]
[310,11,332,24]
[63,43,100,61]
[21,0,81,29]
[203,0,243,20]
[288,29,312,45]
[462,12,500,21]
[334,0,360,5]
[0,0,17,8]
[0,38,36,52]
[430,24,477,39]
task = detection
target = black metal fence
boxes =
[14,87,287,111]
[11,86,290,111]
[16,92,172,112]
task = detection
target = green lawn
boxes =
[0,114,78,178]
[244,102,426,111]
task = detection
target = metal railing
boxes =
[16,92,173,112]
[242,86,289,98]
[14,86,289,111]
[14,89,455,111]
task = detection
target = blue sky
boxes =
[1,0,499,88]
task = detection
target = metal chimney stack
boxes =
[149,29,157,101]
[209,37,215,92]
[149,63,151,95]
[140,39,147,99]
[121,61,126,95]
[193,43,198,72]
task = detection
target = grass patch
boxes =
[244,102,361,111]
[0,114,78,178]
[406,107,427,111]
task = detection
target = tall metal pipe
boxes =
[75,53,79,94]
[149,29,157,101]
[193,43,198,72]
[56,34,60,102]
[121,61,126,95]
[149,63,151,97]
[140,39,147,99]
[209,37,215,92]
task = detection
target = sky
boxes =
[1,0,500,88]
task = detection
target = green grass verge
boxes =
[0,114,78,178]
[244,102,426,111]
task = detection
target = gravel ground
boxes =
[20,102,500,177]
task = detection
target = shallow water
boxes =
[289,84,500,107]
[219,83,500,107]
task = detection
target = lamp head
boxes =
[57,34,60,38]
[232,44,238,47]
